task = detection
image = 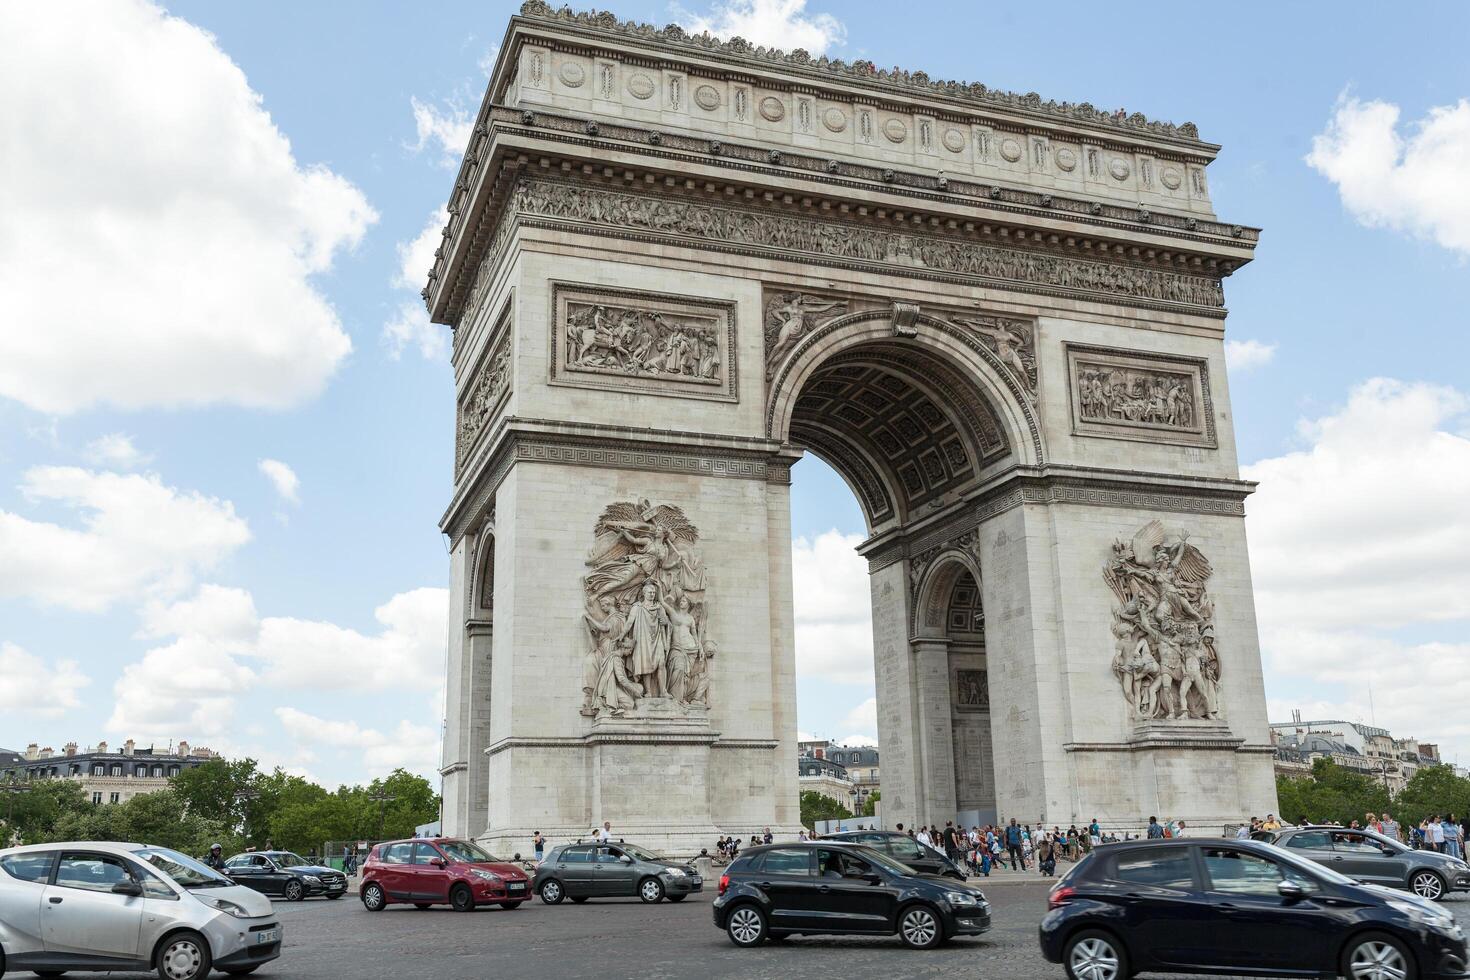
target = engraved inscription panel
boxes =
[549,283,738,402]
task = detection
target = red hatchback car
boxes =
[360,838,533,912]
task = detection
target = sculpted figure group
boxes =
[565,302,722,384]
[1105,520,1222,722]
[1078,365,1194,429]
[580,499,717,717]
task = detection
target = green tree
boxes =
[800,791,852,827]
[860,791,881,818]
[171,757,262,835]
[1275,758,1391,826]
[1394,765,1470,827]
[3,778,90,845]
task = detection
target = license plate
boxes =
[254,928,280,945]
[691,876,702,885]
[508,882,526,892]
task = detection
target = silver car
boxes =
[0,841,282,979]
[1256,825,1470,901]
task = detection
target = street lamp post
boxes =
[368,790,396,841]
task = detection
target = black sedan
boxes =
[713,841,990,949]
[1255,825,1470,901]
[223,850,348,901]
[1039,838,1468,980]
[822,830,968,880]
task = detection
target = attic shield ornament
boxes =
[580,499,716,716]
[1105,521,1222,723]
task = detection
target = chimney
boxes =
[39,746,53,759]
[25,743,38,760]
[196,747,212,759]
[177,741,189,757]
[64,742,78,756]
[96,740,108,754]
[123,739,135,756]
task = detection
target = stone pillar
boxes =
[764,469,802,832]
[869,559,920,828]
[912,637,958,827]
[464,620,493,836]
[439,536,472,837]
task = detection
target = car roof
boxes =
[825,830,897,838]
[0,841,149,855]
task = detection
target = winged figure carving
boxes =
[763,293,847,379]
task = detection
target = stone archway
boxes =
[430,5,1279,852]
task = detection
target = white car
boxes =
[0,841,282,979]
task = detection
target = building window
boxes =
[92,765,104,776]
[151,766,163,777]
[136,765,147,777]
[110,765,122,776]
[169,766,179,777]
[92,792,102,805]
[109,792,120,804]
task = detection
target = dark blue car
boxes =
[1039,838,1467,980]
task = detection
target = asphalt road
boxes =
[202,877,1469,980]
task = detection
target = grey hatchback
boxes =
[533,842,703,905]
[1255,825,1470,901]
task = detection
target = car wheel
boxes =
[414,903,432,910]
[1343,932,1417,980]
[154,930,213,980]
[726,904,767,947]
[450,884,476,912]
[639,877,665,903]
[499,901,523,910]
[1410,870,1445,901]
[539,879,565,905]
[667,894,687,903]
[283,879,304,902]
[1063,929,1128,980]
[897,904,942,949]
[361,882,386,911]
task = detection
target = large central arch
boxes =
[430,4,1279,852]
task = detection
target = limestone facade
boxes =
[433,2,1277,854]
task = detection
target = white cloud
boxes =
[1224,339,1277,372]
[139,584,259,645]
[109,634,257,740]
[1245,378,1470,763]
[410,97,474,167]
[394,208,448,292]
[0,466,250,612]
[257,458,300,504]
[253,587,449,690]
[839,697,877,735]
[838,732,878,747]
[679,0,846,55]
[792,530,873,685]
[275,707,439,780]
[382,302,448,361]
[797,730,817,741]
[0,642,91,717]
[1306,94,1470,256]
[0,0,374,415]
[85,433,151,469]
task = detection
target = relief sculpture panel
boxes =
[580,499,717,717]
[455,311,512,476]
[1105,520,1223,723]
[1067,345,1215,448]
[550,283,738,402]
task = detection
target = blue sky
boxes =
[2,0,1468,786]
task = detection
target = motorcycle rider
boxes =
[203,843,227,871]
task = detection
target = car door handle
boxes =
[818,885,831,894]
[758,882,773,889]
[49,896,63,904]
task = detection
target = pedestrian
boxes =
[1443,814,1462,859]
[1174,820,1188,838]
[1234,822,1249,840]
[1261,813,1280,831]
[763,826,773,844]
[1382,813,1401,842]
[1036,835,1057,877]
[1431,816,1448,853]
[1146,815,1164,839]
[342,843,356,876]
[1005,818,1027,871]
[917,826,933,849]
[533,831,545,863]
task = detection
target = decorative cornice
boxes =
[514,1,1207,143]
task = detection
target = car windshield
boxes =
[850,845,917,876]
[618,843,663,862]
[438,840,498,863]
[272,853,310,868]
[1259,843,1358,887]
[134,847,231,889]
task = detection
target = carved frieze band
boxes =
[1067,344,1216,449]
[455,299,514,477]
[504,177,1227,312]
[550,282,738,402]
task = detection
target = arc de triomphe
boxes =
[431,2,1277,854]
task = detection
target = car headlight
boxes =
[1387,899,1455,931]
[301,875,322,885]
[200,897,253,919]
[945,890,980,906]
[663,867,686,878]
[470,868,500,882]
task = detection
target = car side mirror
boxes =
[111,880,143,897]
[1381,847,1396,857]
[1277,880,1306,902]
[431,858,447,868]
[860,872,881,884]
[620,855,633,864]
